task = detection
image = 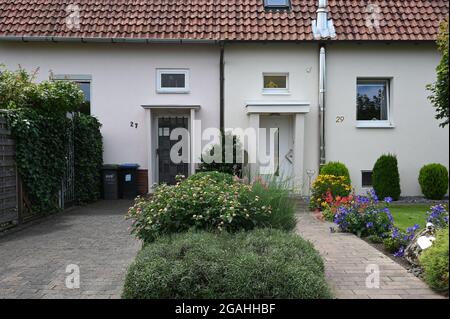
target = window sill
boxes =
[156,90,190,94]
[356,121,395,129]
[262,90,291,96]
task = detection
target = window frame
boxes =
[264,0,291,9]
[156,69,190,94]
[52,74,92,115]
[361,170,373,188]
[262,72,290,95]
[356,78,394,128]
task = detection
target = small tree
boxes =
[197,131,244,177]
[372,154,401,201]
[427,19,449,128]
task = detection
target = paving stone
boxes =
[0,200,140,299]
[295,212,445,300]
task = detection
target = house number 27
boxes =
[130,121,138,129]
[336,116,344,123]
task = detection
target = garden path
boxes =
[0,200,140,299]
[295,212,446,299]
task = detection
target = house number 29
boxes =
[130,121,138,129]
[336,116,345,123]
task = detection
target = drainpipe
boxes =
[319,44,326,166]
[219,42,225,131]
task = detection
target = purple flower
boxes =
[393,246,405,257]
[366,222,374,228]
[384,197,393,203]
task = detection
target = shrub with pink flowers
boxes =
[127,172,274,243]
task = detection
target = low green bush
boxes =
[122,229,332,299]
[420,227,449,292]
[127,172,272,243]
[372,154,401,201]
[320,161,351,184]
[187,171,233,184]
[419,164,449,200]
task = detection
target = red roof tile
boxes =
[0,0,448,41]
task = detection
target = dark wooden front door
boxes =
[158,117,189,185]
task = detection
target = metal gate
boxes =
[0,111,18,228]
[60,121,75,209]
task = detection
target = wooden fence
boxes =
[0,111,76,231]
[0,111,19,229]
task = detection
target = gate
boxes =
[60,121,75,209]
[0,111,19,228]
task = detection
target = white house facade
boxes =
[0,0,448,196]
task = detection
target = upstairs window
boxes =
[263,73,289,94]
[53,74,91,115]
[357,79,392,127]
[264,0,291,9]
[156,69,190,93]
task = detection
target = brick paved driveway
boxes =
[0,200,140,299]
[296,212,445,299]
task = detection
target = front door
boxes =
[157,117,189,185]
[259,115,294,181]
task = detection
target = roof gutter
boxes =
[0,36,219,44]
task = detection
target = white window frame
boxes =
[156,69,190,94]
[262,73,290,95]
[356,78,394,128]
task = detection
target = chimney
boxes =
[312,0,336,39]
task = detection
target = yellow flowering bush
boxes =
[127,172,272,243]
[310,174,352,210]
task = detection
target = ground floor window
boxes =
[361,170,373,187]
[53,74,91,115]
[356,79,390,123]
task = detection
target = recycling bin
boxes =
[101,164,120,200]
[119,163,140,199]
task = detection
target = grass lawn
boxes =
[389,204,431,231]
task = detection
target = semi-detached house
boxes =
[1,0,448,196]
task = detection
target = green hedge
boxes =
[74,114,103,203]
[320,161,351,184]
[122,229,332,299]
[420,227,449,291]
[372,154,401,201]
[419,164,449,200]
[6,109,72,212]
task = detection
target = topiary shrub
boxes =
[122,229,332,299]
[320,161,351,184]
[419,164,449,200]
[419,227,449,292]
[372,154,401,201]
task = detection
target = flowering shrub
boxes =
[321,191,354,222]
[383,225,421,257]
[310,174,352,210]
[127,172,272,243]
[333,190,394,238]
[426,204,449,228]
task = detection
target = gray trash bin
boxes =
[102,164,120,200]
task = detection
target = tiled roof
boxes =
[0,0,448,41]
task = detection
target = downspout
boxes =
[312,0,335,167]
[319,44,326,166]
[219,42,225,131]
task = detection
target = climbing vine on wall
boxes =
[74,114,103,203]
[6,109,72,212]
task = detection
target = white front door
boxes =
[259,115,294,181]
